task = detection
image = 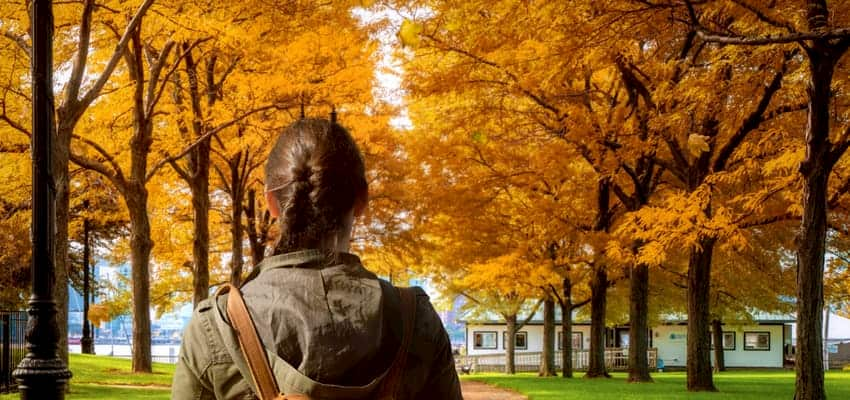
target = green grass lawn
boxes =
[0,354,174,400]
[464,370,850,400]
[4,354,849,399]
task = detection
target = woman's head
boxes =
[264,118,368,254]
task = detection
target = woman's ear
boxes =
[265,191,281,218]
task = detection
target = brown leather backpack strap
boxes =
[376,287,418,399]
[220,283,281,400]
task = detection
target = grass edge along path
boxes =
[462,370,850,400]
[0,354,173,400]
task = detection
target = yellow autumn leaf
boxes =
[399,19,423,48]
[687,134,711,157]
[88,304,110,327]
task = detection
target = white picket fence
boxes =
[455,348,658,373]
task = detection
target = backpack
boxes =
[218,283,418,400]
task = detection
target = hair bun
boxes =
[293,164,313,184]
[264,118,367,253]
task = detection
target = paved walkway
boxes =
[461,380,527,400]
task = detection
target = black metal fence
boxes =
[0,311,27,393]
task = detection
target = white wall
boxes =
[468,322,789,368]
[653,324,786,368]
[466,324,591,356]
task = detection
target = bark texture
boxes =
[711,319,725,372]
[794,3,845,399]
[229,181,245,286]
[686,235,717,391]
[127,193,153,373]
[505,314,517,374]
[246,189,272,267]
[539,298,556,376]
[52,124,71,364]
[586,266,610,378]
[628,262,652,382]
[795,38,831,400]
[561,277,574,378]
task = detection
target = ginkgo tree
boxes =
[0,0,156,363]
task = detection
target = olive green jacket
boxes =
[171,250,461,400]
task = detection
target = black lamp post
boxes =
[81,214,93,354]
[13,0,73,398]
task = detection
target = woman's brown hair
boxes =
[264,118,367,254]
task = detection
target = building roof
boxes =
[460,308,796,325]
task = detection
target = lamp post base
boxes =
[13,356,72,400]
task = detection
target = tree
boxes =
[0,0,156,363]
[672,1,850,397]
[70,13,188,372]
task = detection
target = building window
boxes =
[710,331,736,350]
[557,332,583,350]
[473,331,497,350]
[502,331,528,350]
[744,331,770,351]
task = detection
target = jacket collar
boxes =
[242,249,362,285]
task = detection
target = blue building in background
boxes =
[67,261,192,345]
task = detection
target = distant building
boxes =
[463,309,796,369]
[67,261,192,345]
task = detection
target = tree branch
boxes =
[66,0,94,104]
[422,33,562,117]
[144,40,176,117]
[167,158,192,182]
[2,30,31,58]
[77,0,156,109]
[0,109,30,137]
[696,27,850,46]
[146,102,287,181]
[713,51,793,172]
[147,38,211,118]
[571,298,591,310]
[516,299,544,331]
[829,122,850,168]
[71,134,126,185]
[69,152,123,190]
[0,143,28,153]
[729,0,798,33]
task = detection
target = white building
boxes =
[463,313,795,369]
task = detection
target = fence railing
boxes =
[0,311,27,393]
[455,348,658,373]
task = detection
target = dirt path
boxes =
[461,380,528,400]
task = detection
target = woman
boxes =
[172,118,462,399]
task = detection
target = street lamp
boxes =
[12,1,73,398]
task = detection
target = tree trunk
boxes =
[127,193,153,373]
[53,123,72,364]
[127,29,155,373]
[181,46,212,308]
[586,266,610,378]
[628,262,652,382]
[795,35,835,400]
[189,137,211,307]
[230,189,245,286]
[228,152,245,286]
[712,319,725,372]
[540,298,556,376]
[505,314,517,374]
[246,189,268,267]
[686,235,717,391]
[561,277,573,378]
